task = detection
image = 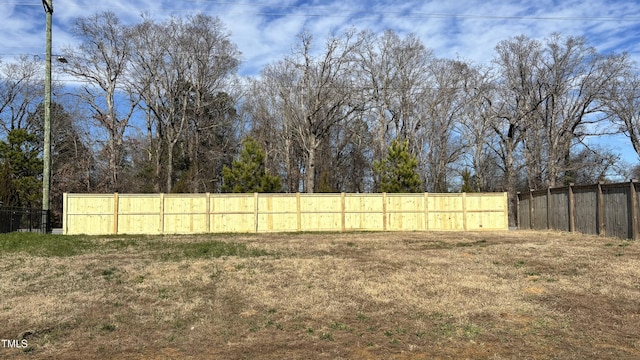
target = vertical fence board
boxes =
[517,193,531,230]
[573,186,598,235]
[603,185,631,240]
[118,194,162,234]
[630,181,638,240]
[256,194,298,232]
[343,194,384,231]
[568,184,575,232]
[531,191,548,230]
[549,188,569,232]
[64,194,114,235]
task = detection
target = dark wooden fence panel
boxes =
[518,194,531,229]
[549,189,569,231]
[573,186,598,235]
[518,181,640,240]
[602,184,631,239]
[532,191,548,230]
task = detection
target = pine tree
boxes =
[0,129,43,207]
[373,139,422,193]
[222,138,282,193]
[461,169,476,193]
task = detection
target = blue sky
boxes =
[2,0,640,163]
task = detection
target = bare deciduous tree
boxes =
[61,11,138,191]
[0,55,43,134]
[604,64,640,160]
[129,14,240,192]
[276,31,364,193]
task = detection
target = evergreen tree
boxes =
[373,139,422,193]
[222,138,281,193]
[461,169,476,193]
[0,129,43,207]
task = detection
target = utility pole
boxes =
[42,0,53,233]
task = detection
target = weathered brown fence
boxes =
[63,192,508,235]
[517,181,640,239]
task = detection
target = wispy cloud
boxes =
[2,0,640,71]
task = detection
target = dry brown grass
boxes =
[1,230,639,359]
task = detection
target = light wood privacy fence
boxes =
[62,192,508,235]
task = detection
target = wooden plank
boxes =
[296,192,301,231]
[529,189,534,230]
[159,193,164,234]
[568,184,575,232]
[341,192,345,232]
[113,193,119,235]
[462,193,467,231]
[63,193,68,235]
[206,193,210,233]
[516,192,520,229]
[546,187,551,230]
[382,192,387,231]
[254,193,259,233]
[598,182,605,236]
[424,193,429,231]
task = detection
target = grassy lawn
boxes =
[0,230,638,359]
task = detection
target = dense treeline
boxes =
[1,11,639,226]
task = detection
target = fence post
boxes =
[158,193,164,234]
[516,192,520,229]
[424,192,429,231]
[597,182,605,236]
[546,187,551,230]
[113,192,119,235]
[630,180,638,240]
[296,192,301,231]
[254,192,259,233]
[206,193,211,233]
[382,193,387,231]
[211,193,216,233]
[462,192,468,231]
[568,183,575,232]
[341,192,346,232]
[529,189,535,229]
[62,193,67,235]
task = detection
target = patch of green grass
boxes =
[0,232,273,261]
[356,312,369,322]
[100,324,116,332]
[0,233,96,257]
[101,267,118,280]
[159,241,271,261]
[158,288,170,299]
[320,332,334,341]
[330,322,351,331]
[462,324,482,338]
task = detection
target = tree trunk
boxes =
[166,141,174,192]
[306,142,316,193]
